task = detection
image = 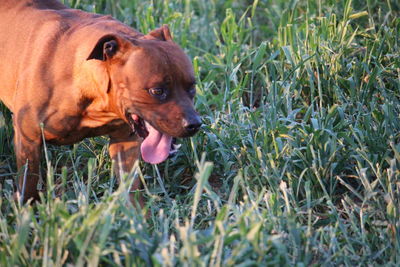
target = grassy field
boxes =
[1,0,399,265]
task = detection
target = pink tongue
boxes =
[140,122,172,164]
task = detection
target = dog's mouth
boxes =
[127,113,180,164]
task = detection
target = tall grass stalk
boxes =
[0,0,399,265]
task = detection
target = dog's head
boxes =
[86,25,201,164]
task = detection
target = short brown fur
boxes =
[0,0,201,206]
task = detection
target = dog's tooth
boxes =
[172,144,182,150]
[168,144,181,156]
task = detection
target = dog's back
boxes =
[0,0,65,109]
[0,0,139,111]
[0,0,65,10]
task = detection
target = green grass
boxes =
[1,0,400,265]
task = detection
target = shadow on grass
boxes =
[0,105,15,196]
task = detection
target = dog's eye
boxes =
[149,88,167,100]
[150,88,163,95]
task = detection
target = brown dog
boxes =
[0,0,201,204]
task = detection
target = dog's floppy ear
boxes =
[87,35,120,61]
[147,24,173,42]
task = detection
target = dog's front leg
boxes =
[13,126,42,202]
[108,125,144,208]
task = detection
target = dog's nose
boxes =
[183,115,202,135]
